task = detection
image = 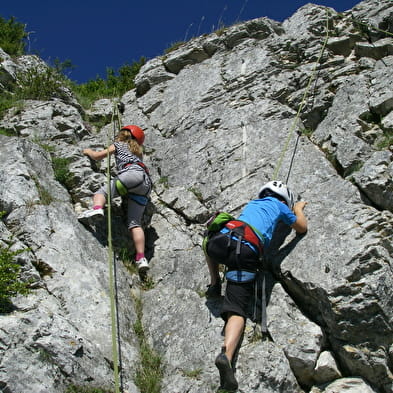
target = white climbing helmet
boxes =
[258,180,295,209]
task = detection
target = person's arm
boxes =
[83,144,115,161]
[291,201,308,234]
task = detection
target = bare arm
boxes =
[291,201,308,234]
[83,144,115,161]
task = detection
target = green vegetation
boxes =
[52,156,73,189]
[182,368,203,379]
[17,63,70,101]
[32,176,53,205]
[0,128,18,136]
[188,186,203,202]
[300,128,313,137]
[0,16,27,56]
[71,58,146,108]
[376,130,393,150]
[0,242,30,312]
[158,176,169,188]
[65,386,113,393]
[133,295,163,393]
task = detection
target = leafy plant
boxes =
[15,64,69,101]
[0,243,30,312]
[0,16,27,56]
[52,156,73,188]
[72,58,146,108]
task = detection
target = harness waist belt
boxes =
[225,220,264,252]
[124,162,150,175]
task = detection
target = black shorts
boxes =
[221,280,255,320]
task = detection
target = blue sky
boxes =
[2,0,361,84]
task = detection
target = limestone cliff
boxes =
[0,1,392,392]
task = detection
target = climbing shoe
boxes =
[206,282,221,298]
[215,351,238,392]
[136,257,149,274]
[78,208,104,224]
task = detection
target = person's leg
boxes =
[215,313,243,391]
[130,226,145,255]
[92,193,106,208]
[206,255,220,286]
[128,200,149,273]
[223,313,245,362]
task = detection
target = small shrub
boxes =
[72,58,146,108]
[0,243,30,312]
[0,16,27,56]
[15,65,68,101]
[52,156,73,188]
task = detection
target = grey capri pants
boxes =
[95,166,151,229]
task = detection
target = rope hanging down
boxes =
[351,18,393,38]
[106,101,124,393]
[272,9,331,182]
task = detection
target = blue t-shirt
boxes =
[237,197,297,248]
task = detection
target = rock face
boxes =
[1,1,393,392]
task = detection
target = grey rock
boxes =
[267,284,324,387]
[355,38,393,60]
[134,57,174,96]
[352,150,393,211]
[311,377,378,393]
[85,98,114,123]
[1,1,393,393]
[327,36,353,57]
[313,351,342,385]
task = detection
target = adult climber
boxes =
[203,180,308,391]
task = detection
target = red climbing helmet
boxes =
[121,125,145,145]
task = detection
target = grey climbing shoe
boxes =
[215,351,238,392]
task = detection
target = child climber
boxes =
[203,180,307,392]
[78,125,152,273]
